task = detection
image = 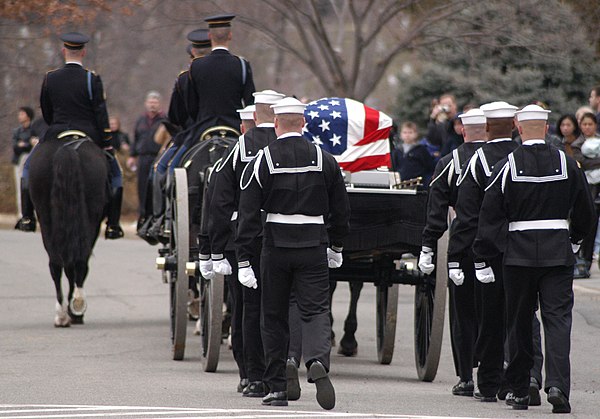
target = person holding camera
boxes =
[427,94,458,153]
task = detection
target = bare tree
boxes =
[237,0,474,100]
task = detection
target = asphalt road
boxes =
[0,229,599,418]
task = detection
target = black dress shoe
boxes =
[105,225,124,239]
[237,378,249,393]
[506,392,529,410]
[529,378,541,406]
[15,217,36,232]
[497,383,511,400]
[262,391,288,406]
[474,390,497,402]
[286,358,301,401]
[547,387,571,414]
[242,381,266,398]
[308,360,335,410]
[452,380,474,396]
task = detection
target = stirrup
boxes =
[105,225,124,239]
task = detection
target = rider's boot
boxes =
[14,178,36,232]
[105,186,124,239]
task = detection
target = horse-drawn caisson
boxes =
[155,96,447,382]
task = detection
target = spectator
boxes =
[11,106,37,215]
[127,91,166,221]
[392,121,435,187]
[588,85,600,133]
[571,112,600,278]
[549,114,582,157]
[440,115,464,156]
[576,105,594,124]
[109,116,130,152]
[427,93,458,149]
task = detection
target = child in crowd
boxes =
[391,121,435,187]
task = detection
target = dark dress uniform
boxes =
[167,70,193,131]
[422,141,484,386]
[235,133,350,394]
[448,137,518,398]
[473,141,594,404]
[40,63,110,147]
[187,48,255,135]
[208,124,277,386]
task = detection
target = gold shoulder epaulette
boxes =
[178,69,189,77]
[85,68,97,75]
[192,55,205,61]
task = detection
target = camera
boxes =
[440,105,450,113]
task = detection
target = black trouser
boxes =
[504,264,573,398]
[531,311,544,386]
[137,154,156,217]
[243,239,265,382]
[225,251,246,380]
[580,184,599,266]
[261,245,331,392]
[448,253,477,382]
[288,293,303,362]
[474,254,505,397]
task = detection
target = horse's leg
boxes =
[339,281,363,356]
[65,262,87,324]
[50,262,70,327]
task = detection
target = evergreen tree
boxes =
[396,0,600,130]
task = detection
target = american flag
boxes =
[303,97,392,172]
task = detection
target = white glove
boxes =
[199,259,216,280]
[418,246,435,275]
[212,258,232,275]
[476,266,495,284]
[448,269,464,286]
[238,266,258,289]
[327,248,343,268]
[571,243,581,253]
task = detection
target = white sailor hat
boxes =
[236,105,255,120]
[270,97,306,115]
[480,101,518,119]
[253,90,286,105]
[515,104,551,121]
[459,108,486,125]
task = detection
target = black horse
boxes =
[29,131,108,327]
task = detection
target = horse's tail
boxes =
[51,145,91,265]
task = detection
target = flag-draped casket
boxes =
[303,98,426,253]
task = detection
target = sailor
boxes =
[418,108,487,396]
[473,104,595,412]
[447,101,519,402]
[235,97,350,410]
[15,32,124,239]
[207,90,284,397]
[186,14,255,135]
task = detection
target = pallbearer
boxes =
[448,101,519,402]
[235,97,350,410]
[473,105,595,412]
[419,108,487,396]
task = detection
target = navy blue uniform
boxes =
[40,63,110,147]
[474,142,595,399]
[187,48,255,135]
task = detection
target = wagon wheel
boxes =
[414,232,448,381]
[169,168,189,361]
[376,283,399,364]
[199,272,224,372]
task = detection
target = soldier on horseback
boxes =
[15,32,124,239]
